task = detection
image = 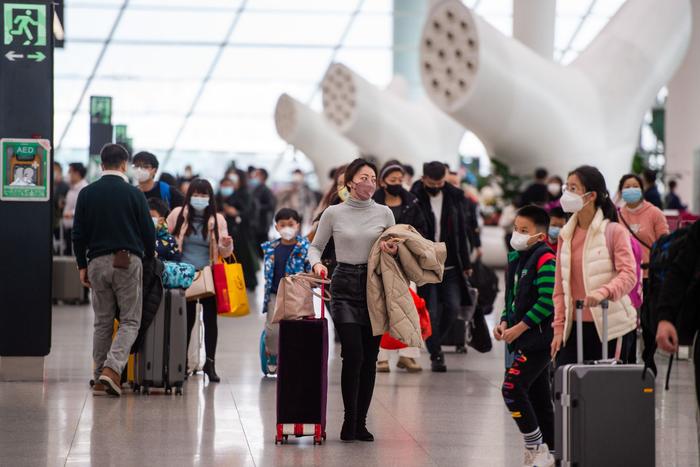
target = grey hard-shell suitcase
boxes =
[134,289,187,395]
[52,256,85,303]
[554,300,655,466]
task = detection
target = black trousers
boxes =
[186,296,218,360]
[336,323,381,428]
[502,349,554,448]
[557,322,635,365]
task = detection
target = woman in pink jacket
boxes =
[550,166,638,364]
[617,173,669,373]
[167,179,233,382]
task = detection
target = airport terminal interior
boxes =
[1,1,700,466]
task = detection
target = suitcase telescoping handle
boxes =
[575,300,584,364]
[320,271,326,320]
[575,299,610,363]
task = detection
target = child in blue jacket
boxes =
[260,208,311,374]
[148,198,182,261]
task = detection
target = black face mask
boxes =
[385,184,403,197]
[425,185,442,196]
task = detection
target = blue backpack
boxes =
[161,261,195,290]
[159,181,172,208]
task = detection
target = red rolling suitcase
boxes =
[275,274,329,445]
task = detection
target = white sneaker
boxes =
[523,443,555,467]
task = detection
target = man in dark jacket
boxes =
[521,168,549,207]
[656,220,700,417]
[252,168,277,254]
[412,161,472,372]
[73,144,155,396]
[642,169,663,209]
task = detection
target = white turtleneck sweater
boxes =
[309,196,395,266]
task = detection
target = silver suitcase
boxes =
[134,289,187,395]
[554,300,655,466]
[52,256,85,304]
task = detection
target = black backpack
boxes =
[471,260,499,315]
[643,225,699,343]
[643,223,700,388]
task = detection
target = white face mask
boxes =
[560,190,589,213]
[510,231,538,251]
[134,167,151,183]
[279,226,297,241]
[547,183,561,196]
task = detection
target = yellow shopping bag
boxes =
[214,254,250,318]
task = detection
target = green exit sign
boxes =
[90,96,112,124]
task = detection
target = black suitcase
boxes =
[275,278,329,445]
[554,300,655,466]
[134,289,187,395]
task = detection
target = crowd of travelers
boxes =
[55,144,699,465]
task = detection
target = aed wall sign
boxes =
[0,138,51,201]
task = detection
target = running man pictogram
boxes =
[10,9,38,45]
[3,4,46,46]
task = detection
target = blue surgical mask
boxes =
[621,187,642,204]
[190,197,210,213]
[548,226,561,241]
[220,186,234,198]
[249,178,260,188]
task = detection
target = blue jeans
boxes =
[421,268,463,358]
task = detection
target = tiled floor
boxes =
[1,284,698,467]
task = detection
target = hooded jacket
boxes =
[373,187,429,238]
[367,224,447,347]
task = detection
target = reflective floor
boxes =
[1,284,698,467]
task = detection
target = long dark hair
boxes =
[568,166,618,222]
[314,164,347,222]
[174,178,220,241]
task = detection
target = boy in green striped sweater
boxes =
[494,205,556,467]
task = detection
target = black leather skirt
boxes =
[330,263,370,327]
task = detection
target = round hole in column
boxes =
[447,31,454,42]
[460,21,467,30]
[467,61,474,70]
[446,67,452,76]
[424,62,432,71]
[468,38,475,48]
[433,20,441,30]
[458,79,466,88]
[455,49,462,58]
[432,78,439,88]
[446,10,454,21]
[425,38,432,48]
[444,89,452,98]
[438,49,445,59]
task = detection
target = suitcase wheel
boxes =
[455,345,467,354]
[141,385,150,395]
[175,387,183,396]
[89,379,95,388]
[313,436,323,445]
[165,386,172,395]
[132,384,140,393]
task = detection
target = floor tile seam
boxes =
[229,385,258,467]
[63,390,89,467]
[373,395,439,467]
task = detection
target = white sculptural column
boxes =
[512,0,556,60]
[321,63,465,171]
[420,0,691,185]
[666,0,700,211]
[274,93,359,186]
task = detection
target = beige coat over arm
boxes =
[367,224,447,348]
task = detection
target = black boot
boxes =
[355,424,374,442]
[203,358,220,383]
[431,353,447,372]
[340,419,356,442]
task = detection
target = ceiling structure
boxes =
[54,0,626,179]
